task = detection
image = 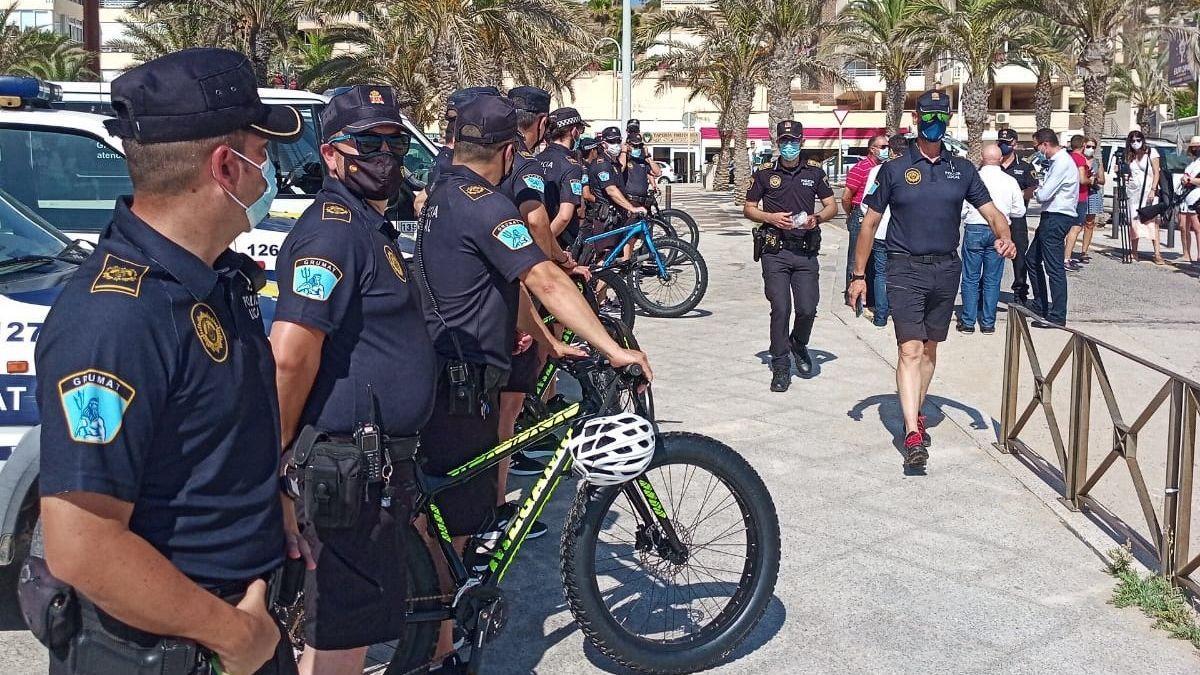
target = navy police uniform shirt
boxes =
[36,198,284,584]
[623,156,653,198]
[1002,157,1037,206]
[864,144,992,256]
[274,177,436,436]
[418,164,548,370]
[588,155,625,201]
[537,142,585,235]
[745,158,835,240]
[499,140,546,209]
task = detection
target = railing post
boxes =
[1163,381,1194,584]
[664,182,672,209]
[1063,336,1091,509]
[996,305,1022,453]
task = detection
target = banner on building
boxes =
[1167,34,1197,88]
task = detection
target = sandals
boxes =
[1153,255,1166,266]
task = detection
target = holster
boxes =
[64,596,207,675]
[443,361,506,418]
[18,555,79,650]
[754,227,782,261]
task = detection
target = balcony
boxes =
[99,0,139,7]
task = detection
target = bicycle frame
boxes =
[584,219,668,278]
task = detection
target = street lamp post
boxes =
[593,38,621,121]
[621,0,632,124]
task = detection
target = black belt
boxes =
[888,252,957,263]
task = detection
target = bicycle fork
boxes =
[623,477,689,564]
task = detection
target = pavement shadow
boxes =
[847,394,993,474]
[754,349,837,379]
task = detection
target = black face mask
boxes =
[336,148,404,201]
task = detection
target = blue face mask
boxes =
[998,142,1014,156]
[779,141,801,160]
[631,148,643,159]
[223,148,277,230]
[877,148,890,161]
[919,119,948,142]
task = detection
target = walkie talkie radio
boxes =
[355,385,384,482]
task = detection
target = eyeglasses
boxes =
[329,131,411,156]
[920,111,952,123]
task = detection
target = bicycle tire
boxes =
[646,216,678,245]
[656,208,700,248]
[589,269,637,329]
[627,237,707,318]
[597,314,654,420]
[377,525,441,674]
[560,432,780,674]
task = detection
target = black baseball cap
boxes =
[454,94,519,144]
[104,48,302,144]
[446,86,501,117]
[319,85,405,142]
[600,126,623,142]
[776,120,802,140]
[627,132,645,146]
[579,136,600,153]
[548,107,588,131]
[916,89,952,114]
[626,118,641,131]
[997,128,1019,143]
[508,86,551,114]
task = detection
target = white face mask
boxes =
[1083,148,1095,158]
[1131,140,1144,150]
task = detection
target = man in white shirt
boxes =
[958,144,1026,334]
[859,133,908,328]
[1028,128,1080,326]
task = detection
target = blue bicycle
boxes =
[574,214,708,318]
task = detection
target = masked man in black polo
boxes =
[743,120,838,392]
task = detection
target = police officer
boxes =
[743,120,838,393]
[623,131,656,203]
[592,125,648,216]
[35,48,302,675]
[423,86,501,196]
[417,94,651,668]
[996,128,1037,306]
[849,90,1017,470]
[267,85,433,675]
[539,107,589,245]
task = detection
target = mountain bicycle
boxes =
[631,193,700,249]
[574,214,708,319]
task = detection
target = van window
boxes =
[404,140,435,184]
[273,103,325,195]
[0,127,132,233]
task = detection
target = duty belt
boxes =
[887,251,958,263]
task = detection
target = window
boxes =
[6,10,53,32]
[0,128,132,234]
[0,189,70,265]
[68,18,84,42]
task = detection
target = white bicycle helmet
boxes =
[568,413,656,486]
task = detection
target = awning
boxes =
[701,126,910,140]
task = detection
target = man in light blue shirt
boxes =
[1027,128,1079,325]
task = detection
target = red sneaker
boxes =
[917,414,931,447]
[903,431,929,468]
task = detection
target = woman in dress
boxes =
[1110,130,1164,264]
[1178,136,1200,264]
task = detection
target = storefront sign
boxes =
[643,131,698,145]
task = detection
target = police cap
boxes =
[776,120,802,140]
[579,136,600,153]
[548,107,588,131]
[103,48,302,144]
[454,94,519,144]
[447,86,501,117]
[627,132,645,146]
[319,85,404,142]
[600,126,623,142]
[996,128,1019,144]
[916,89,952,114]
[507,86,551,114]
[626,118,641,132]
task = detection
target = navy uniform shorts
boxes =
[885,254,961,343]
[502,343,542,395]
[418,376,500,537]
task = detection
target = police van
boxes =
[0,76,437,601]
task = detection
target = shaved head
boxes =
[981,144,1002,166]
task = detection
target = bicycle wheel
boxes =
[646,216,678,245]
[656,208,700,248]
[628,237,707,318]
[588,269,637,329]
[597,314,654,420]
[560,433,780,674]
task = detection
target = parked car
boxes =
[656,161,680,184]
[821,154,866,184]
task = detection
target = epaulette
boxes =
[808,159,821,167]
[90,253,150,298]
[321,201,352,223]
[519,150,536,159]
[459,183,494,201]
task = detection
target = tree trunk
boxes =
[246,24,268,84]
[1079,40,1112,139]
[767,65,795,143]
[962,76,990,164]
[429,29,459,138]
[1034,67,1052,131]
[730,81,755,206]
[712,110,731,192]
[884,76,906,134]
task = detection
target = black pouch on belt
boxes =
[752,226,764,262]
[446,360,483,417]
[67,597,204,675]
[17,555,80,650]
[289,425,365,530]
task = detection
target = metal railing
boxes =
[997,304,1200,593]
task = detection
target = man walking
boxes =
[859,133,909,328]
[1027,128,1079,326]
[958,144,1026,335]
[849,90,1016,470]
[997,129,1036,305]
[843,134,887,295]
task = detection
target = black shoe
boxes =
[770,362,791,392]
[509,451,547,476]
[903,431,929,468]
[790,338,813,376]
[956,322,975,334]
[980,325,996,335]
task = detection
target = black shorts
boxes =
[502,343,542,394]
[418,376,499,537]
[886,254,961,343]
[299,481,413,650]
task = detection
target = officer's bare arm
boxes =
[522,261,653,380]
[270,321,325,449]
[549,202,577,237]
[42,492,273,661]
[852,208,883,277]
[521,201,570,263]
[604,184,644,213]
[743,201,789,228]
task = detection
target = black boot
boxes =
[790,336,813,376]
[770,360,791,392]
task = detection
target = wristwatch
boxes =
[850,274,866,281]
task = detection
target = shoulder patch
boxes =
[492,219,534,251]
[581,173,589,185]
[91,254,149,297]
[522,174,545,193]
[383,245,407,282]
[460,184,493,201]
[292,257,343,301]
[598,171,611,181]
[570,179,583,196]
[322,201,352,223]
[58,369,135,445]
[190,303,229,363]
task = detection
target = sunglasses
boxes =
[329,132,411,156]
[920,111,951,123]
[1085,145,1096,149]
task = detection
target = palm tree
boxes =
[641,0,770,203]
[843,0,927,134]
[1008,17,1075,130]
[762,0,852,140]
[106,4,233,67]
[907,0,1025,161]
[1109,34,1172,132]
